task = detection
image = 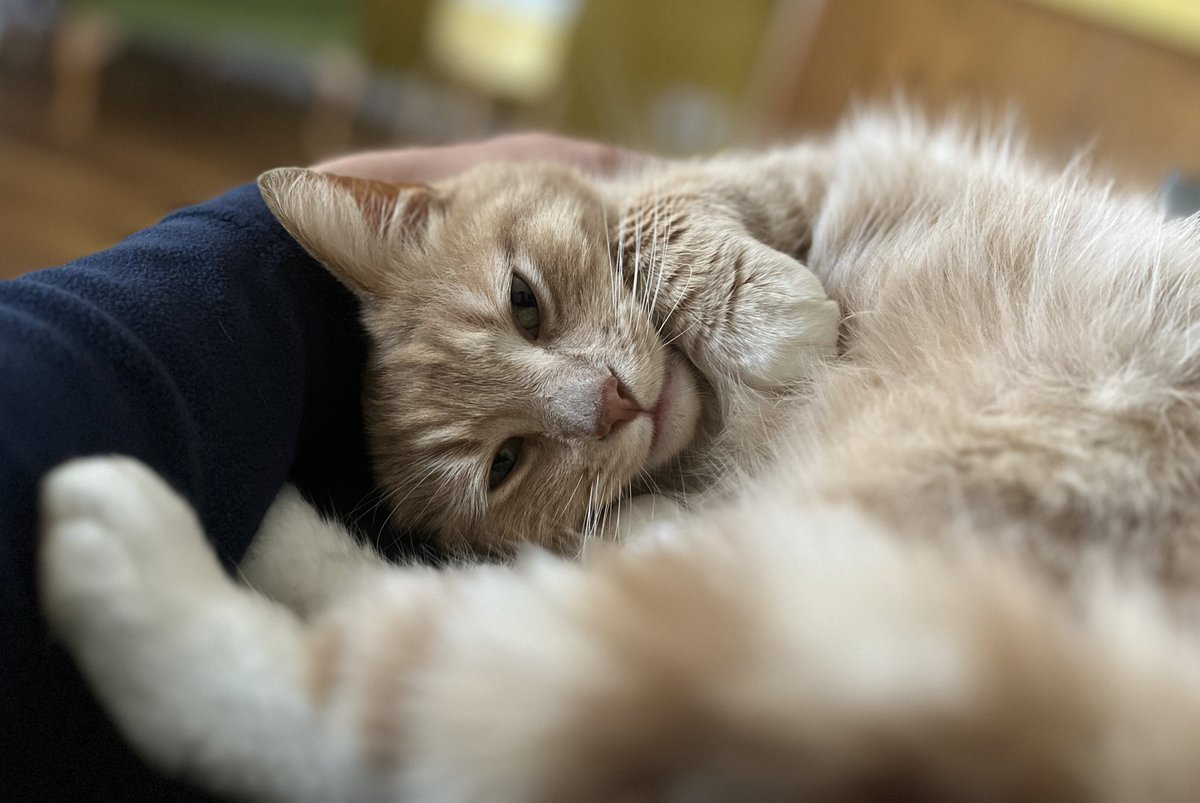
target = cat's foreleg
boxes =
[616,163,840,390]
[583,492,688,560]
[41,459,1200,800]
[239,485,392,616]
[39,458,350,802]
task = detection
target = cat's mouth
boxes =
[643,352,701,470]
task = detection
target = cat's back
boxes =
[787,111,1200,586]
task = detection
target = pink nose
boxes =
[596,376,643,438]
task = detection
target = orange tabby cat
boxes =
[40,109,1200,800]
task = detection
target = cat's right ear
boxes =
[257,167,441,296]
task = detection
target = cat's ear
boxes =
[257,167,441,296]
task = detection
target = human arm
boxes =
[0,181,356,799]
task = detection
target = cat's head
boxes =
[259,164,702,555]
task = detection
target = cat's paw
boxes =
[593,493,687,547]
[40,458,317,791]
[40,456,227,638]
[712,240,840,390]
[240,484,388,614]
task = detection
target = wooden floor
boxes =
[0,47,354,279]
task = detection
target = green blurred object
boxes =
[65,0,363,53]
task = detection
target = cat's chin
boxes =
[643,352,701,470]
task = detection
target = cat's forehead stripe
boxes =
[510,251,543,286]
[407,426,483,453]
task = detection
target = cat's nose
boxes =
[596,375,643,438]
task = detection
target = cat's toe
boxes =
[731,295,840,389]
[40,456,225,600]
[43,456,187,537]
[769,295,841,380]
[40,510,141,638]
[714,243,840,389]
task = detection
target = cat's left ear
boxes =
[257,167,442,296]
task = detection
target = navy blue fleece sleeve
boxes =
[0,184,373,800]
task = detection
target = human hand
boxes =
[311,132,648,183]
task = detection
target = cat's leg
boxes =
[239,484,391,616]
[42,458,1200,800]
[583,493,688,559]
[694,235,840,390]
[39,457,352,802]
[617,182,840,390]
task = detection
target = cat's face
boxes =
[260,164,702,554]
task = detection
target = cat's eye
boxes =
[488,437,524,489]
[510,274,541,339]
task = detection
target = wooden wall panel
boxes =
[762,0,1200,184]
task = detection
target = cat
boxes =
[39,108,1200,800]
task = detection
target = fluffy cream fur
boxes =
[39,109,1200,800]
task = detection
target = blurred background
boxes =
[4,0,1200,278]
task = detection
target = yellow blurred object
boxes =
[427,0,582,103]
[1024,0,1200,55]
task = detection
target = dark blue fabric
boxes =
[0,184,381,799]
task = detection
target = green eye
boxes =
[489,437,524,489]
[510,274,541,339]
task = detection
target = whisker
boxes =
[657,252,698,338]
[644,188,660,312]
[632,204,645,303]
[603,201,621,319]
[650,214,672,316]
[660,317,701,349]
[583,476,599,543]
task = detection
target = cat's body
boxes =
[39,110,1200,800]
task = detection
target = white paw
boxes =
[609,494,686,543]
[578,494,689,562]
[721,243,840,389]
[39,458,317,792]
[40,456,227,637]
[240,484,387,614]
[757,290,841,387]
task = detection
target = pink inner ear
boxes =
[326,174,432,235]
